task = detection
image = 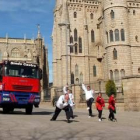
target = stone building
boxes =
[0,27,49,101]
[52,0,140,91]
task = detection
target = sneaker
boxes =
[88,116,91,118]
[50,119,56,121]
[98,119,101,122]
[87,107,90,110]
[67,120,70,123]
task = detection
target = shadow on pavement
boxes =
[0,110,53,115]
[54,119,79,123]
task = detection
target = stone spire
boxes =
[60,0,69,24]
[37,24,41,39]
[55,0,63,10]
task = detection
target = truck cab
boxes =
[0,61,42,114]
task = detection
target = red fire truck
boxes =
[0,60,42,114]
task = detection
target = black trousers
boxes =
[51,105,71,120]
[98,110,102,119]
[69,106,74,118]
[109,109,114,120]
[86,98,94,116]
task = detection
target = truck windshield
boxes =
[5,65,39,79]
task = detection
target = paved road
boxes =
[0,106,140,140]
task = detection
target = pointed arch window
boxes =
[115,29,119,41]
[110,70,113,80]
[80,73,83,84]
[70,36,73,44]
[138,68,140,73]
[71,73,74,84]
[0,51,2,61]
[75,64,79,77]
[110,30,114,42]
[91,30,95,42]
[74,29,78,42]
[93,65,97,77]
[113,48,117,60]
[75,43,78,54]
[79,37,82,53]
[120,69,125,78]
[114,69,119,83]
[74,12,77,18]
[110,10,115,19]
[106,31,109,43]
[121,29,125,41]
[11,48,20,58]
[90,13,93,19]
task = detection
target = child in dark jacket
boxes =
[96,93,105,122]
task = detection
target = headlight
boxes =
[3,97,10,101]
[34,99,40,102]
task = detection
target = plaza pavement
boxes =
[0,103,139,140]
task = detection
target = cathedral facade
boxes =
[52,0,140,89]
[0,28,49,100]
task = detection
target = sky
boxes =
[0,0,55,83]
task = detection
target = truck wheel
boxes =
[3,107,10,114]
[26,105,33,114]
[9,107,14,112]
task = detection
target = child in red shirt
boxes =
[96,93,105,121]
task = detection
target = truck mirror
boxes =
[39,69,42,80]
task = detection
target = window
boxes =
[70,46,73,53]
[115,29,119,41]
[75,43,78,54]
[80,73,83,84]
[121,29,125,41]
[133,10,135,15]
[11,48,20,58]
[110,10,115,19]
[90,13,93,19]
[110,70,113,80]
[93,65,97,77]
[74,29,78,41]
[138,68,140,73]
[114,69,119,83]
[79,37,82,53]
[120,69,125,78]
[74,12,77,18]
[113,48,117,60]
[106,31,109,43]
[91,30,95,42]
[71,73,74,84]
[70,36,73,44]
[0,51,2,61]
[75,64,79,77]
[110,30,114,42]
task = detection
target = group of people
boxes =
[50,83,116,123]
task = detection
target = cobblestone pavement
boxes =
[0,105,140,140]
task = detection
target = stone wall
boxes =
[123,75,140,111]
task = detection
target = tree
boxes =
[105,80,116,97]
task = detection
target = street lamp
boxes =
[58,22,70,84]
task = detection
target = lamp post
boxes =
[58,22,70,84]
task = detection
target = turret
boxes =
[103,0,132,85]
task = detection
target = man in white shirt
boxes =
[50,93,71,123]
[63,85,75,119]
[82,83,94,118]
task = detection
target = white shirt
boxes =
[63,86,67,94]
[56,95,68,109]
[68,93,74,107]
[82,84,94,101]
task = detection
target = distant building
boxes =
[52,0,140,89]
[0,27,49,100]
